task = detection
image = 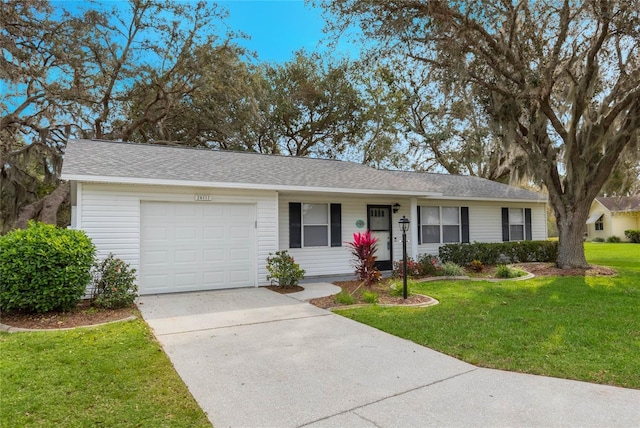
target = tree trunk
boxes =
[554,202,590,269]
[13,181,70,230]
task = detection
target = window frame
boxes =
[595,216,604,231]
[508,208,525,241]
[302,203,329,247]
[419,206,462,244]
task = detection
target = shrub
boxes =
[440,262,464,276]
[470,259,484,273]
[362,291,379,304]
[266,251,305,288]
[439,241,558,265]
[346,231,381,287]
[392,257,421,278]
[335,290,356,305]
[416,253,439,276]
[592,237,605,243]
[624,230,640,243]
[606,236,621,243]
[495,264,526,278]
[91,254,138,309]
[0,222,95,313]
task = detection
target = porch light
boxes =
[398,215,410,232]
[393,203,401,213]
[398,216,410,299]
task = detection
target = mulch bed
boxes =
[1,300,137,330]
[262,285,305,294]
[309,280,434,310]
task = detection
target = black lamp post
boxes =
[399,216,410,299]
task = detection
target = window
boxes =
[509,208,525,241]
[302,203,328,247]
[502,207,532,241]
[595,216,604,231]
[420,206,466,244]
[289,202,341,248]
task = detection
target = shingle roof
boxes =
[61,139,545,201]
[596,196,640,212]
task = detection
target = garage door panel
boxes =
[140,201,256,294]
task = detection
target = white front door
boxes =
[139,201,256,294]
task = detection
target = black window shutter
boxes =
[289,202,302,248]
[330,203,342,247]
[502,207,510,241]
[461,207,470,243]
[417,206,422,244]
[525,208,532,241]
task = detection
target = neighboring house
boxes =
[61,139,548,295]
[585,196,640,241]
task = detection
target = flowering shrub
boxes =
[346,230,381,287]
[393,254,439,278]
[92,254,138,309]
[392,258,421,278]
[266,251,305,288]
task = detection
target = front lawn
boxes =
[0,319,211,427]
[335,243,640,389]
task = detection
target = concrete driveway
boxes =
[138,287,640,428]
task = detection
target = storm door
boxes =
[367,205,392,271]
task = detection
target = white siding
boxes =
[278,194,414,277]
[416,200,547,257]
[78,183,278,286]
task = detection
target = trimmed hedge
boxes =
[0,222,96,313]
[624,230,640,243]
[439,240,558,266]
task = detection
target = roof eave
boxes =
[61,174,443,197]
[420,195,548,203]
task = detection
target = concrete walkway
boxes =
[138,286,640,428]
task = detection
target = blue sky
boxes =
[219,0,341,63]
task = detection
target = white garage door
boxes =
[140,201,256,294]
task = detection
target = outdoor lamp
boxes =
[399,215,410,232]
[398,216,410,299]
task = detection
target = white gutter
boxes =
[61,174,444,198]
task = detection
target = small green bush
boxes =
[0,222,95,313]
[592,237,605,243]
[495,264,525,278]
[335,290,356,305]
[440,262,464,276]
[606,236,621,243]
[362,291,379,304]
[266,251,305,288]
[439,240,558,265]
[91,254,138,309]
[624,230,640,243]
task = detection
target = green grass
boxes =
[0,319,211,427]
[336,243,640,389]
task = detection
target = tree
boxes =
[1,0,232,231]
[322,0,640,268]
[263,51,367,158]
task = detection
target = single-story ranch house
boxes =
[61,139,548,295]
[585,196,640,241]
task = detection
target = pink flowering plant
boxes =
[346,230,382,287]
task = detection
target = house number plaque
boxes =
[194,195,213,201]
